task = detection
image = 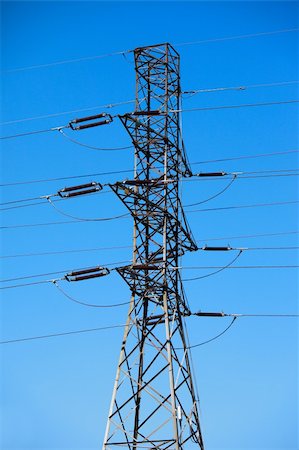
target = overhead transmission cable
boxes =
[1,149,298,188]
[3,28,298,73]
[1,245,298,260]
[175,28,299,46]
[1,99,299,140]
[2,250,297,291]
[182,250,243,282]
[0,100,135,126]
[1,168,298,211]
[170,99,299,114]
[186,199,299,213]
[1,312,298,345]
[182,80,299,96]
[1,80,297,126]
[1,200,298,230]
[0,324,128,345]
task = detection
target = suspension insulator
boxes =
[195,312,225,317]
[65,266,110,282]
[196,172,227,177]
[202,246,232,251]
[133,110,161,116]
[132,264,160,270]
[58,182,102,198]
[69,113,113,130]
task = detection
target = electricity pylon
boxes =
[103,43,204,450]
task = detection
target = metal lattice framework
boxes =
[103,43,204,450]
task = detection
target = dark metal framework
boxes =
[103,43,204,450]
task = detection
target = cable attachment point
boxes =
[65,266,110,282]
[69,113,113,131]
[58,182,103,198]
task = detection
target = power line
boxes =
[0,259,131,283]
[0,279,56,290]
[1,312,298,345]
[0,245,298,260]
[183,265,299,270]
[182,80,299,95]
[0,213,130,230]
[0,191,112,212]
[0,127,55,140]
[3,169,298,212]
[4,28,297,74]
[58,128,133,151]
[0,100,135,126]
[2,80,297,127]
[53,281,130,308]
[175,28,299,46]
[184,311,299,349]
[0,169,133,188]
[191,149,299,166]
[187,200,299,213]
[0,324,127,345]
[1,166,298,211]
[0,245,132,259]
[199,231,299,241]
[2,264,297,291]
[182,250,243,282]
[179,317,237,349]
[4,50,131,73]
[184,175,237,207]
[2,100,298,140]
[1,149,298,188]
[172,99,299,114]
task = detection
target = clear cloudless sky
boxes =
[0,1,298,450]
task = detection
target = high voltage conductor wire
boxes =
[182,80,299,96]
[175,28,299,46]
[1,313,298,345]
[1,200,297,229]
[182,250,243,282]
[1,149,298,188]
[0,100,135,126]
[45,196,130,222]
[52,281,130,308]
[0,217,129,230]
[1,80,297,126]
[175,317,237,349]
[1,168,297,210]
[200,230,298,241]
[0,245,132,259]
[0,324,128,345]
[0,188,111,206]
[0,259,131,283]
[57,128,133,151]
[186,199,299,213]
[1,245,298,260]
[184,175,237,207]
[170,99,299,114]
[1,100,298,140]
[3,28,298,73]
[1,265,297,291]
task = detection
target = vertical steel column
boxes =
[103,43,204,450]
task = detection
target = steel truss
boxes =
[103,43,204,450]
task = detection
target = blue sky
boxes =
[0,2,298,450]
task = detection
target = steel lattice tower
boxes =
[103,43,204,450]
